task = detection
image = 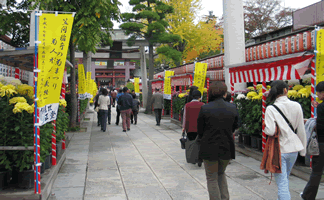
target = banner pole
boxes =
[162,80,164,116]
[61,74,66,150]
[262,81,267,152]
[33,10,41,194]
[51,120,56,165]
[171,85,173,119]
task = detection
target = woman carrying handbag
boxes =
[264,80,307,200]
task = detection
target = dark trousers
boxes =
[116,106,121,125]
[99,109,108,131]
[302,143,324,200]
[204,159,230,200]
[187,132,198,141]
[97,111,100,125]
[107,108,111,123]
[112,98,116,106]
[154,109,162,125]
[131,110,138,124]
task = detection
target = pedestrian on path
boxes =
[197,81,239,200]
[118,87,133,132]
[301,81,324,200]
[94,88,104,126]
[107,91,113,125]
[131,93,140,125]
[152,88,164,126]
[111,89,117,107]
[98,88,110,132]
[264,80,307,200]
[115,89,123,125]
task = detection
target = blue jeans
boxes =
[274,152,298,200]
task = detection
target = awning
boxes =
[207,70,224,81]
[226,52,314,83]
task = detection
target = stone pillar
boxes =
[223,0,246,91]
[140,46,148,108]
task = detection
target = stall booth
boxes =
[227,52,314,152]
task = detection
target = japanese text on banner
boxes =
[163,71,174,100]
[193,62,208,95]
[78,64,86,100]
[134,78,140,94]
[316,29,324,84]
[37,13,74,126]
[86,72,92,98]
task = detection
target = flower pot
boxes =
[251,136,258,148]
[257,137,263,151]
[17,168,34,189]
[0,170,10,190]
[243,134,251,147]
[45,154,52,169]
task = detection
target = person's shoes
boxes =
[102,130,106,132]
[97,124,100,126]
[300,192,305,200]
[131,121,133,124]
[127,128,130,131]
[123,130,126,132]
[115,123,118,126]
[108,122,111,125]
[198,161,202,167]
[134,122,137,125]
[156,124,160,126]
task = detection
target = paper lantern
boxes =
[303,31,312,51]
[291,35,296,53]
[285,37,292,54]
[296,33,303,52]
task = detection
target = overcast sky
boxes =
[114,0,322,28]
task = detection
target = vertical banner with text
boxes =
[163,71,174,99]
[86,72,92,98]
[37,13,74,126]
[316,29,324,85]
[134,77,140,94]
[78,64,86,100]
[193,62,208,95]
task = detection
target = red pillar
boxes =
[262,82,267,152]
[51,120,57,165]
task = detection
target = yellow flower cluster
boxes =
[13,102,34,114]
[246,91,258,99]
[17,84,34,99]
[256,84,262,91]
[293,85,304,91]
[9,97,27,105]
[203,88,208,93]
[247,86,255,91]
[252,95,262,100]
[267,85,271,90]
[178,93,187,98]
[90,98,94,103]
[59,99,67,107]
[287,90,298,98]
[297,88,311,98]
[0,84,17,97]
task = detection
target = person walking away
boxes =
[263,80,306,200]
[115,89,123,125]
[152,88,164,126]
[197,81,239,200]
[182,90,204,166]
[131,93,140,125]
[94,88,104,126]
[111,89,117,107]
[185,86,199,104]
[117,87,133,132]
[98,88,110,132]
[107,91,113,125]
[301,81,324,200]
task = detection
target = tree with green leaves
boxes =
[120,0,182,114]
[34,0,120,127]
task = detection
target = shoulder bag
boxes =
[307,126,320,156]
[179,131,187,149]
[272,105,297,134]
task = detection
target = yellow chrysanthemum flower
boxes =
[267,85,271,90]
[178,93,187,98]
[246,91,258,99]
[247,87,255,91]
[9,97,27,105]
[258,92,263,97]
[256,84,262,91]
[287,90,298,99]
[0,85,17,97]
[59,99,67,107]
[0,83,3,89]
[203,88,208,93]
[293,85,304,91]
[13,102,33,114]
[297,88,311,98]
[27,104,34,114]
[252,95,262,100]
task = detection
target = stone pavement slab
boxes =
[49,106,324,200]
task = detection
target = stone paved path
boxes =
[49,107,324,200]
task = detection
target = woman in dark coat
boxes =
[197,81,239,200]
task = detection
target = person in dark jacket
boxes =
[117,87,133,132]
[107,91,113,125]
[131,93,140,125]
[152,88,164,125]
[197,81,239,200]
[115,89,123,125]
[302,81,324,200]
[94,88,104,126]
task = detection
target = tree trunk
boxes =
[145,43,154,114]
[83,51,87,73]
[70,37,77,128]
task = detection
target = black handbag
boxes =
[180,131,187,149]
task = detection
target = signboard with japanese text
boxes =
[78,64,86,100]
[316,29,324,84]
[37,13,74,126]
[163,70,174,100]
[95,61,107,66]
[134,77,140,94]
[193,62,208,95]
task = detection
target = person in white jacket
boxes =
[264,80,307,200]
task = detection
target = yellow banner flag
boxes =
[193,62,208,95]
[163,70,174,100]
[37,13,74,125]
[78,64,86,99]
[134,78,140,94]
[316,29,324,84]
[86,72,92,98]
